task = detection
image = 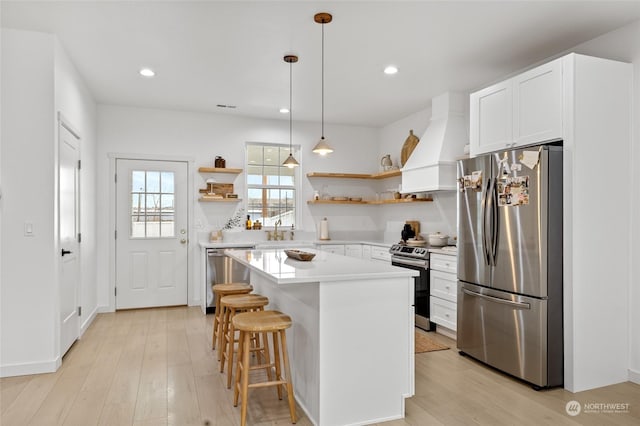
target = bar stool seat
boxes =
[233,310,296,426]
[219,294,269,388]
[211,283,252,352]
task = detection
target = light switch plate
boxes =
[24,222,34,236]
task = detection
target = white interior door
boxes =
[59,121,80,357]
[115,159,189,309]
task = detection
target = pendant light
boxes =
[282,54,300,168]
[312,12,334,156]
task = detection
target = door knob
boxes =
[61,249,72,256]
[180,239,187,244]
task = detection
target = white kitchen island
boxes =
[225,248,417,426]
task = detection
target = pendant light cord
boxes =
[321,20,325,139]
[289,59,293,151]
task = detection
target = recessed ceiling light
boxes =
[139,68,155,77]
[280,108,290,114]
[384,65,398,75]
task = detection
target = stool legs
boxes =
[240,330,252,426]
[280,329,297,423]
[218,304,230,363]
[211,294,221,350]
[272,331,283,400]
[233,329,297,426]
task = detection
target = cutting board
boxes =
[406,220,420,236]
[400,130,420,166]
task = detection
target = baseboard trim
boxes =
[97,305,113,314]
[0,356,61,378]
[79,306,98,337]
[435,325,457,341]
[629,368,640,384]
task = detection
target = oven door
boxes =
[391,257,432,331]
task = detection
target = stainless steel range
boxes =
[389,244,434,331]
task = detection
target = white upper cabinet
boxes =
[513,58,562,147]
[470,57,562,157]
[470,80,512,156]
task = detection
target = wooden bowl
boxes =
[284,249,316,261]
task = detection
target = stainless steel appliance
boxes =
[205,246,254,314]
[457,144,563,388]
[389,244,435,331]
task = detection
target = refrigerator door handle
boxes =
[481,177,492,266]
[462,288,531,309]
[490,176,499,266]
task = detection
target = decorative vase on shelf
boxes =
[381,154,393,171]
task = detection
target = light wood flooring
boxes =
[1,306,638,425]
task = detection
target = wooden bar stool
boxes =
[233,310,296,426]
[211,283,252,353]
[219,293,270,389]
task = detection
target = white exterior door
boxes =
[115,159,189,309]
[59,122,80,357]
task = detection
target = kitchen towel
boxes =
[319,217,330,240]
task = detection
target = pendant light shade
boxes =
[283,54,299,168]
[312,12,334,156]
[312,137,333,156]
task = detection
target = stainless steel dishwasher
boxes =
[205,246,254,314]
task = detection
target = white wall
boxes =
[95,105,380,309]
[377,104,460,241]
[0,29,97,377]
[54,39,98,336]
[1,29,57,375]
[379,107,431,170]
[571,19,640,385]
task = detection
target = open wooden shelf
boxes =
[198,167,243,174]
[198,197,242,203]
[368,197,433,204]
[306,169,401,180]
[307,197,432,205]
[307,200,370,205]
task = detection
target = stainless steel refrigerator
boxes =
[456,144,563,388]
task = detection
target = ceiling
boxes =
[3,1,640,127]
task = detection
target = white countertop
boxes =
[225,248,418,284]
[199,239,393,249]
[428,247,458,256]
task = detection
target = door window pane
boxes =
[129,170,176,238]
[146,171,160,193]
[161,172,174,192]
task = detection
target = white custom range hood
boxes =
[401,92,468,193]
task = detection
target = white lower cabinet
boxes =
[318,244,345,256]
[317,243,391,262]
[430,253,458,332]
[345,244,363,259]
[370,245,392,263]
[362,244,372,260]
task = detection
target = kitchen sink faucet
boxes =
[274,219,282,240]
